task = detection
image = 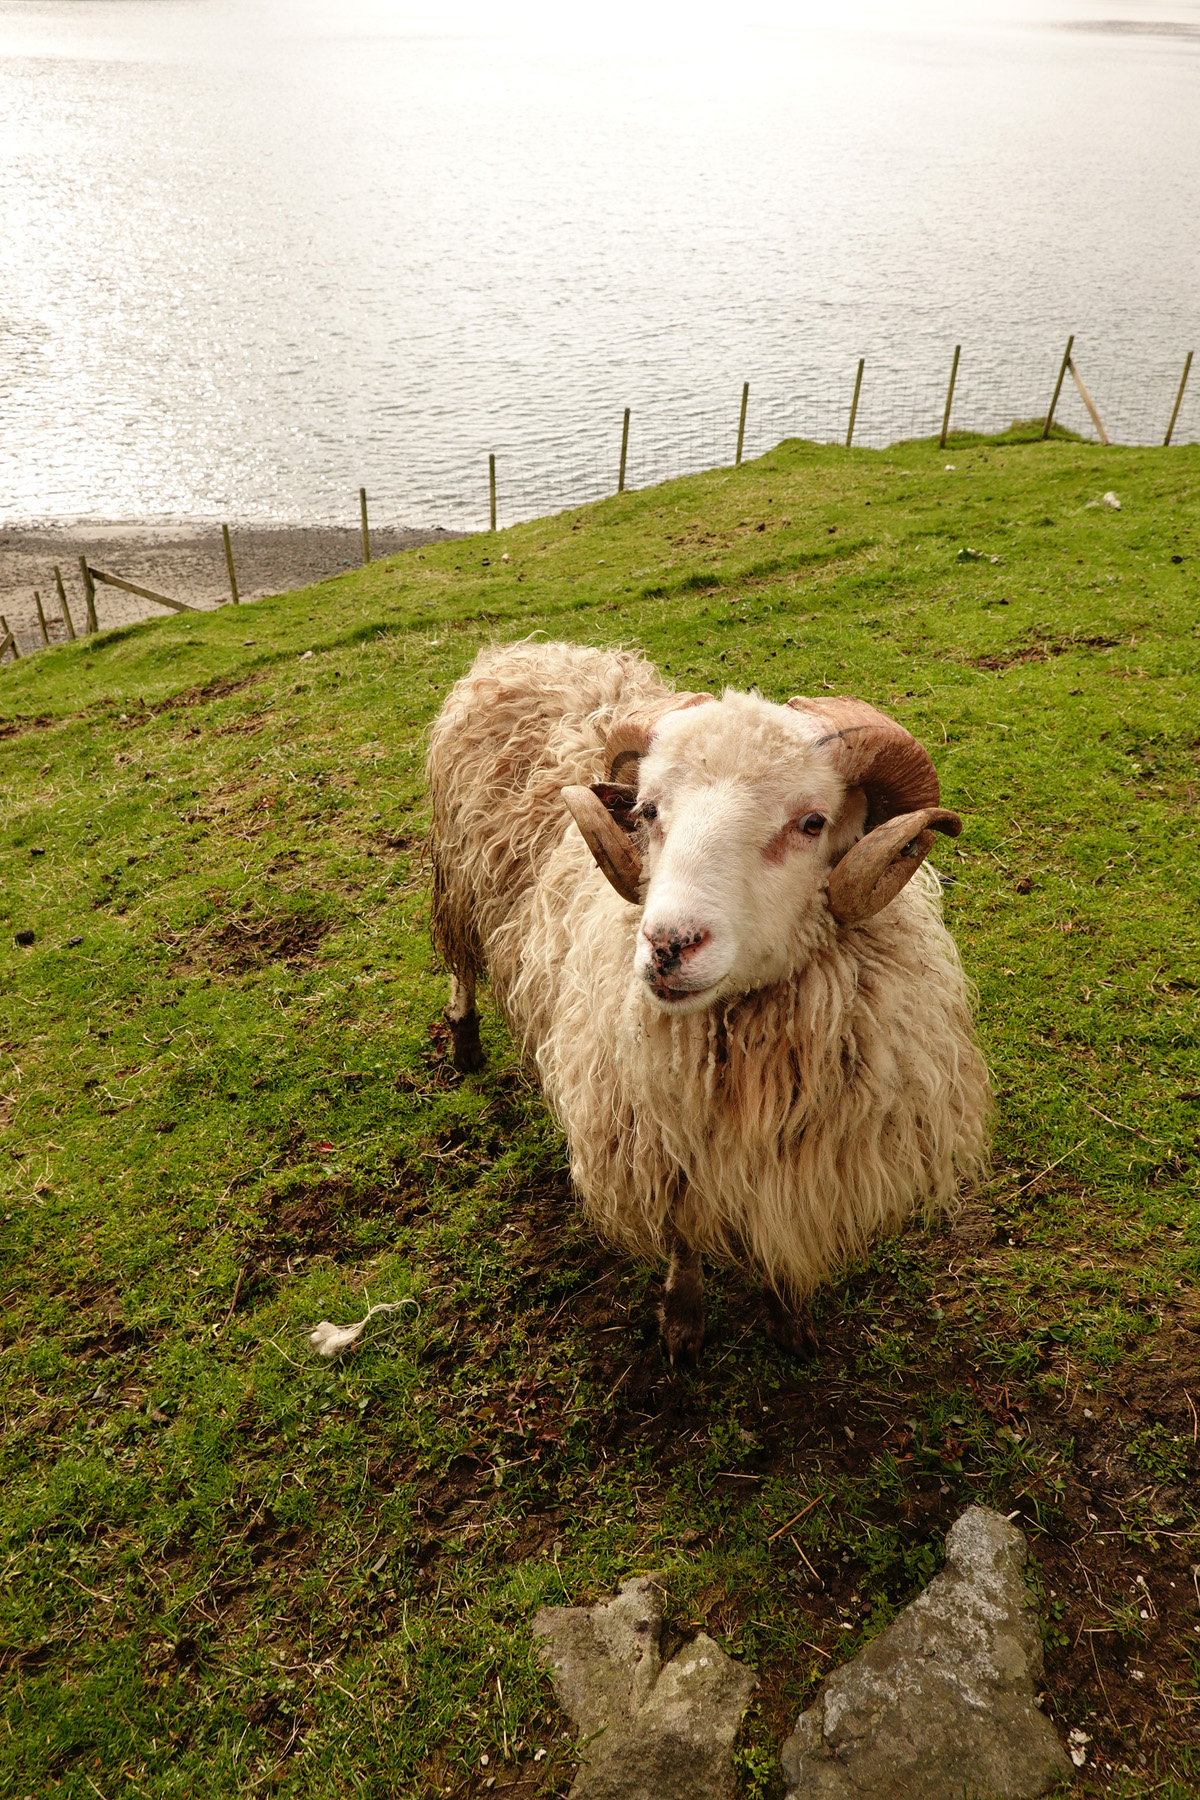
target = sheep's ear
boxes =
[590,783,639,832]
[562,785,643,904]
[828,807,961,925]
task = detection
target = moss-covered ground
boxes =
[2,428,1199,1797]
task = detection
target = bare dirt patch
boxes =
[0,713,57,741]
[973,631,1121,671]
[159,906,333,975]
[146,674,264,715]
[212,1173,427,1328]
[206,911,331,971]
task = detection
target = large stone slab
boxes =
[782,1506,1073,1799]
[533,1574,758,1800]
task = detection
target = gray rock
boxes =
[782,1506,1073,1799]
[534,1573,758,1800]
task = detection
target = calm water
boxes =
[1,0,1198,529]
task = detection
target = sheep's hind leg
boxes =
[762,1286,818,1359]
[658,1232,705,1366]
[446,971,484,1073]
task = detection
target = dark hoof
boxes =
[763,1289,819,1359]
[448,1010,485,1073]
[657,1297,705,1366]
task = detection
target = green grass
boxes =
[2,431,1198,1798]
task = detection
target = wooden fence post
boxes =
[846,359,865,449]
[736,381,749,465]
[222,524,240,603]
[359,489,371,565]
[939,345,961,449]
[79,556,98,633]
[54,566,76,640]
[1164,350,1194,447]
[1043,335,1074,439]
[34,592,50,647]
[618,408,630,494]
[1067,354,1110,444]
[489,454,497,532]
[0,615,19,661]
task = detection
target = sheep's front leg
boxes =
[658,1231,705,1365]
[446,971,484,1073]
[762,1285,818,1359]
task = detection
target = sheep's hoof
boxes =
[448,1009,485,1073]
[657,1296,706,1366]
[763,1288,818,1359]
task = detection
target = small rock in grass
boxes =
[14,930,35,947]
[30,846,45,857]
[534,1574,756,1800]
[1102,491,1121,509]
[781,1507,1073,1798]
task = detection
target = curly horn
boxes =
[827,806,962,925]
[604,690,713,784]
[787,695,940,828]
[562,785,643,904]
[563,691,714,904]
[789,696,958,924]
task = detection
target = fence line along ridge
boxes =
[2,337,1195,664]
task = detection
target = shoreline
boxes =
[0,522,464,656]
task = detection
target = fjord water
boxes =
[1,0,1198,529]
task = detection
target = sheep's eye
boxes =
[799,813,825,837]
[639,801,658,823]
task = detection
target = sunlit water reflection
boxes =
[1,0,1197,529]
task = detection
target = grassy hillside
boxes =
[2,431,1198,1799]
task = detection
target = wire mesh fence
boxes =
[2,341,1195,664]
[405,343,1197,535]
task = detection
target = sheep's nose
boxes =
[639,925,711,972]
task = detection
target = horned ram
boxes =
[427,640,989,1359]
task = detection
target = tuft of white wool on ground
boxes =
[308,1298,418,1358]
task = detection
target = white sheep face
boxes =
[631,691,866,1014]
